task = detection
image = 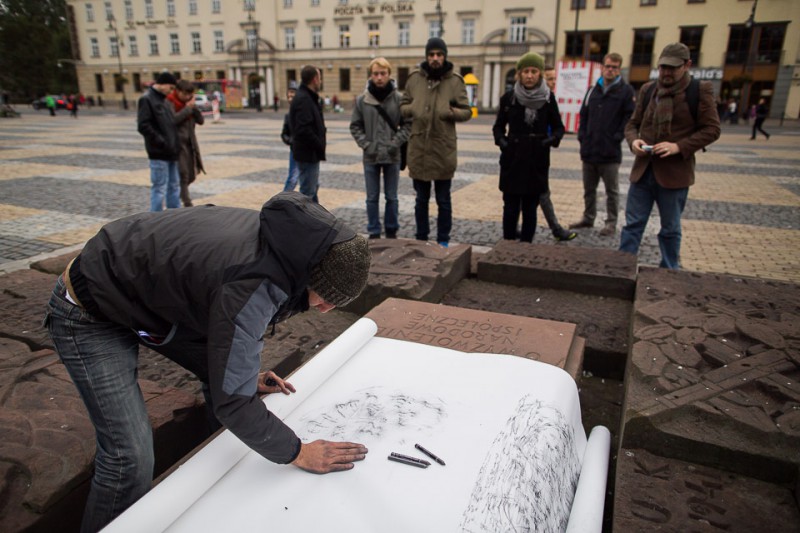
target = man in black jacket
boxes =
[45,192,371,533]
[137,72,181,212]
[570,53,635,236]
[289,66,326,203]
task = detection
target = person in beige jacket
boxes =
[400,37,472,247]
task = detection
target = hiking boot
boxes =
[569,219,593,229]
[599,223,616,237]
[553,227,577,241]
[385,231,397,239]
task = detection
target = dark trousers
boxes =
[502,192,540,242]
[751,118,769,139]
[413,179,452,243]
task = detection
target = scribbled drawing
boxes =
[298,387,447,441]
[460,396,581,533]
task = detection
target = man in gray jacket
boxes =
[46,192,371,532]
[350,57,411,239]
[137,72,180,212]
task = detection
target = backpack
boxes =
[641,77,706,151]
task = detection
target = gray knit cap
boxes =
[308,235,371,307]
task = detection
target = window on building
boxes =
[680,26,703,65]
[640,0,656,5]
[757,24,786,63]
[212,0,221,13]
[189,0,198,15]
[90,37,100,57]
[287,69,297,87]
[368,23,380,47]
[397,67,409,90]
[571,0,586,8]
[214,30,224,52]
[565,31,610,62]
[95,73,104,92]
[244,0,255,10]
[128,35,138,56]
[631,29,656,66]
[284,0,293,7]
[462,19,475,45]
[340,68,350,92]
[133,73,142,91]
[339,24,350,48]
[285,27,296,50]
[191,32,201,53]
[86,3,94,22]
[429,20,442,39]
[113,73,124,93]
[216,70,225,79]
[596,0,611,7]
[104,1,113,21]
[246,29,257,50]
[145,0,154,18]
[460,66,473,76]
[398,21,410,46]
[170,33,180,54]
[338,0,347,5]
[110,36,119,57]
[509,16,527,43]
[687,0,705,3]
[167,0,175,17]
[124,0,133,20]
[149,34,159,55]
[311,0,319,5]
[194,70,203,80]
[312,25,322,49]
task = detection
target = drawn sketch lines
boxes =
[298,387,447,441]
[460,395,581,533]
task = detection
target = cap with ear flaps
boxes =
[308,235,371,308]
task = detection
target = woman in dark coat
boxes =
[493,52,565,242]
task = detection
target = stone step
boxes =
[366,297,584,380]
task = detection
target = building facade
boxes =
[64,0,558,110]
[557,0,800,119]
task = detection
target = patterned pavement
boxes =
[1,108,798,282]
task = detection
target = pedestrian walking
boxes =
[750,98,771,140]
[289,66,326,203]
[281,82,299,191]
[167,80,206,207]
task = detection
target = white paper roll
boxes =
[565,425,611,533]
[102,318,378,533]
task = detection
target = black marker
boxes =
[388,453,429,468]
[415,443,446,466]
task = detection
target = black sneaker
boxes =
[386,231,397,239]
[553,227,578,241]
[369,234,381,239]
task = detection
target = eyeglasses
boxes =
[603,64,620,69]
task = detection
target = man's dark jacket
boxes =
[578,78,635,164]
[70,192,355,464]
[289,84,326,162]
[137,87,180,161]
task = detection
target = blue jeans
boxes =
[45,276,154,533]
[619,165,689,269]
[283,151,299,192]
[413,179,452,243]
[296,160,320,203]
[149,159,180,212]
[364,162,400,236]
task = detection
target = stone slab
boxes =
[614,448,800,532]
[621,267,800,483]
[29,249,81,276]
[441,279,631,378]
[343,238,471,315]
[0,269,56,350]
[365,297,584,380]
[477,240,638,299]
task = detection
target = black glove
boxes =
[387,144,399,157]
[498,138,509,151]
[541,136,556,148]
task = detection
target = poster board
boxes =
[104,319,608,532]
[555,60,603,133]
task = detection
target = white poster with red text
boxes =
[555,61,602,133]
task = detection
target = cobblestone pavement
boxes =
[1,109,798,282]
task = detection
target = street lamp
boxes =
[243,3,262,112]
[741,0,759,114]
[107,14,128,110]
[434,0,444,37]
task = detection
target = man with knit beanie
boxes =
[401,37,472,247]
[45,192,371,532]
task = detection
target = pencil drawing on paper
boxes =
[460,396,581,533]
[298,387,447,441]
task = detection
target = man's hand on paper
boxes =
[257,370,296,395]
[292,440,369,474]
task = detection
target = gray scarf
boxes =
[513,80,550,126]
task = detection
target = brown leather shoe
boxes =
[599,223,615,236]
[569,219,594,229]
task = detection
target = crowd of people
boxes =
[45,39,725,532]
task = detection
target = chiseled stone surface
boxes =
[614,448,800,532]
[344,238,471,315]
[622,267,800,482]
[477,239,638,299]
[366,297,584,380]
[0,269,56,350]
